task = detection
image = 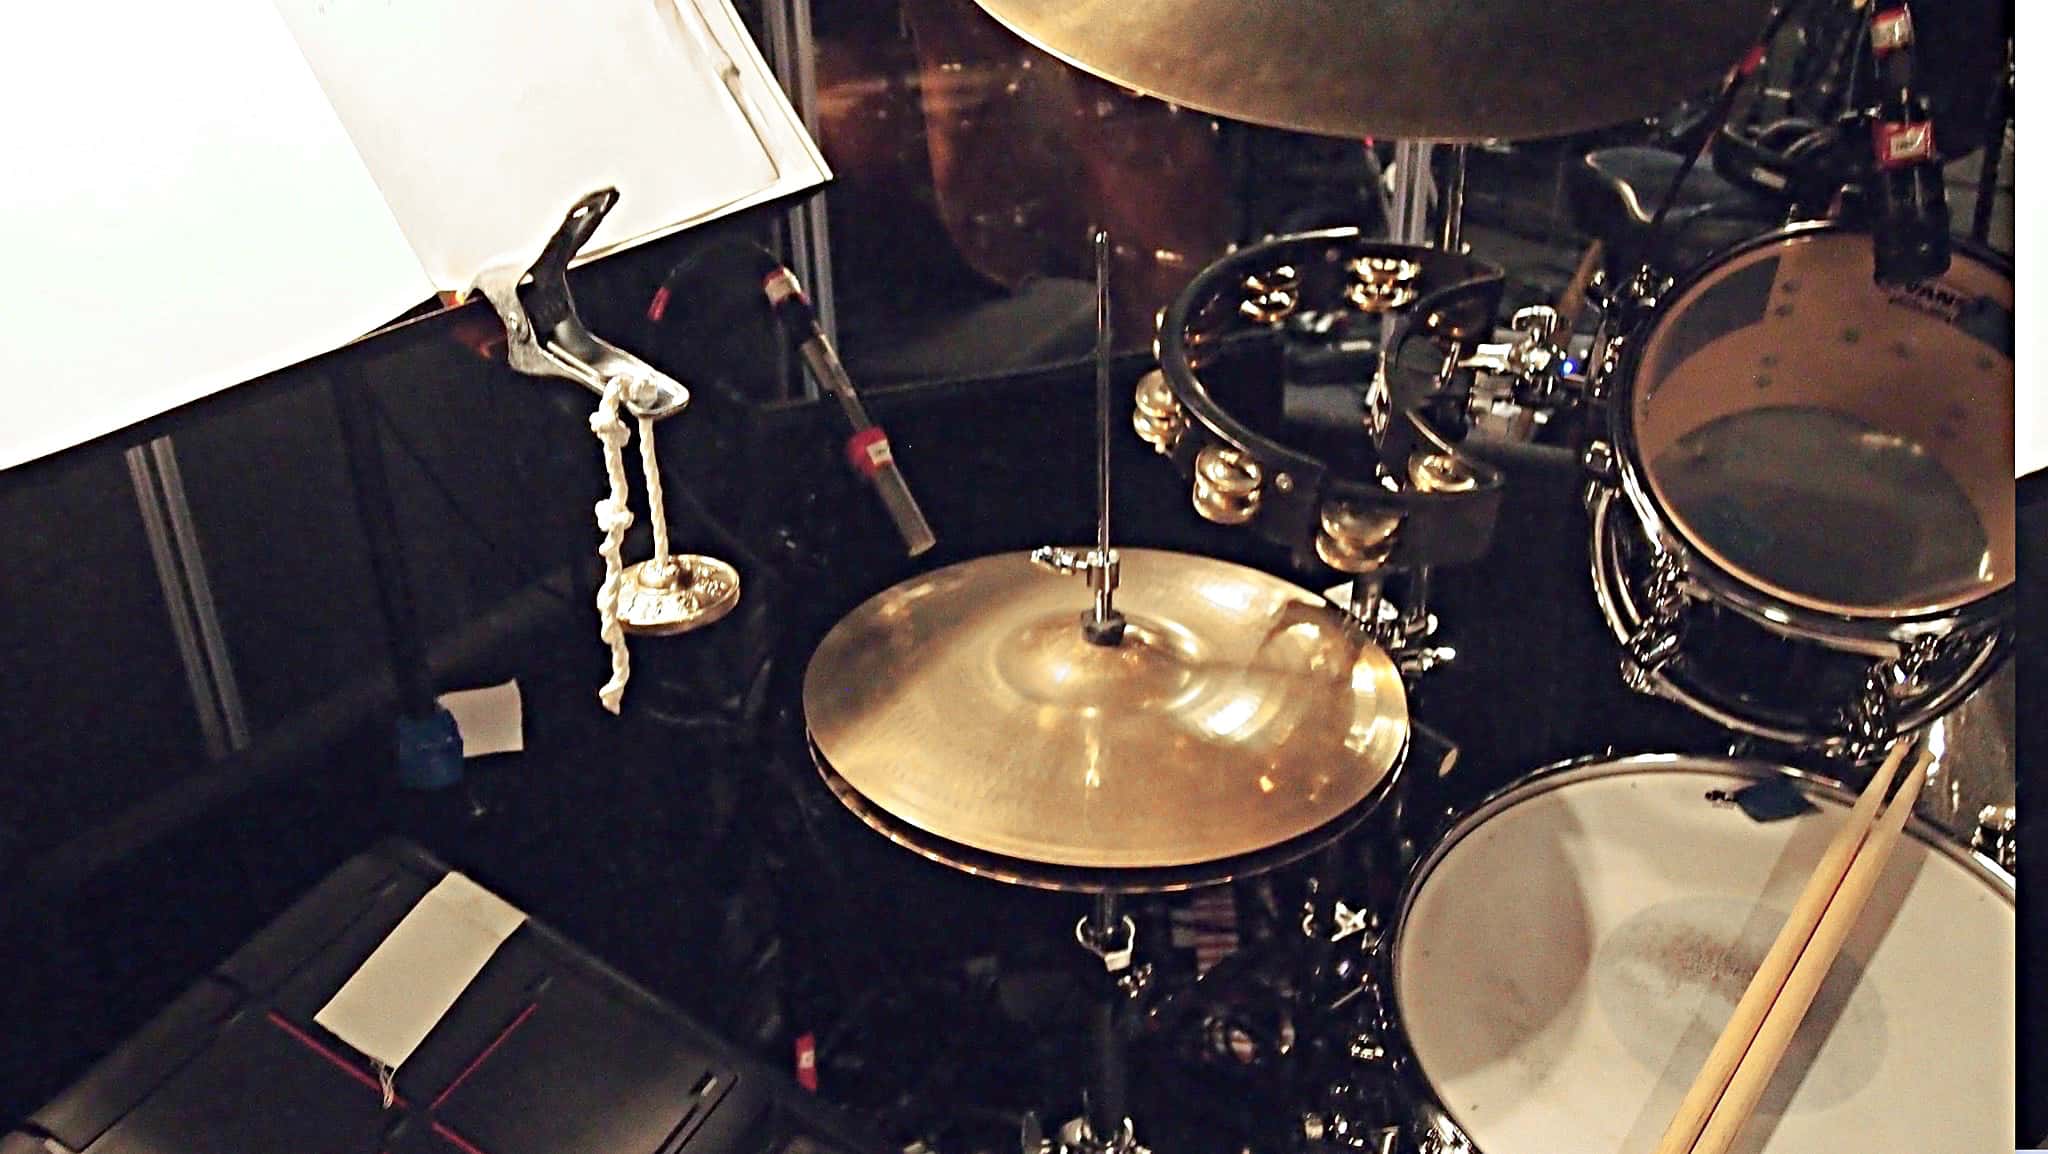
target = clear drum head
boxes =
[1393,756,2013,1154]
[1628,229,2014,618]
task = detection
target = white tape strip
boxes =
[314,872,527,1072]
[438,680,525,757]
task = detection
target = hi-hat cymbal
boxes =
[968,0,1774,141]
[803,550,1407,879]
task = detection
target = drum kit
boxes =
[798,2,2017,1150]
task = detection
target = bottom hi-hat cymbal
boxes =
[803,549,1407,876]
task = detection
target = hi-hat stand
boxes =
[1021,232,1147,1154]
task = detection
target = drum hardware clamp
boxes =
[475,189,691,422]
[1972,805,2016,871]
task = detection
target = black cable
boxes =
[1640,2,1804,260]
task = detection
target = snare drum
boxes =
[1390,754,2014,1154]
[1588,222,2014,751]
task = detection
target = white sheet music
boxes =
[270,0,780,292]
[0,0,827,471]
[0,0,435,472]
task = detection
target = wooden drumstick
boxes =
[1554,238,1606,335]
[1650,737,1918,1154]
[1687,744,1932,1154]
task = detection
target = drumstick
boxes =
[1649,737,1918,1154]
[1554,238,1605,335]
[1687,744,1933,1154]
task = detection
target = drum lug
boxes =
[1840,632,1960,759]
[1972,805,2017,872]
[1412,1104,1477,1154]
[1620,548,1686,693]
[1580,438,1618,485]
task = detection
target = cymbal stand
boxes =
[1032,229,1125,644]
[1025,235,1147,1154]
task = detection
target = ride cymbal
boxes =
[968,0,1774,141]
[803,549,1407,874]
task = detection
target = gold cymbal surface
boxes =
[968,0,1773,141]
[804,550,1407,871]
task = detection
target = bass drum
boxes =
[1389,755,2014,1154]
[1588,222,2014,752]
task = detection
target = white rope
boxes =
[637,414,673,583]
[590,377,634,713]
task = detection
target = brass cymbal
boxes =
[803,549,1407,873]
[967,0,1774,141]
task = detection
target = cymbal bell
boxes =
[968,0,1774,141]
[804,550,1407,879]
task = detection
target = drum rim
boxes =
[1386,751,2013,1151]
[1586,484,2014,747]
[1607,218,2016,633]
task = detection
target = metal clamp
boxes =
[1076,913,1138,973]
[1458,305,1573,415]
[1620,547,1686,693]
[1032,546,1122,597]
[473,189,692,421]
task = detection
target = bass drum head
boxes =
[1627,228,2013,619]
[1392,756,2013,1154]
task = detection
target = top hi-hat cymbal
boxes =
[803,549,1407,881]
[968,0,1774,141]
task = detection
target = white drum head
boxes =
[1394,756,2013,1154]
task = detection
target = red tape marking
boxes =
[845,427,893,478]
[794,1033,818,1092]
[264,1011,409,1108]
[432,1003,539,1110]
[433,1121,492,1154]
[1873,120,1936,168]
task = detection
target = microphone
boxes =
[1868,4,1951,286]
[761,265,937,556]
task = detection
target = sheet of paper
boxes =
[0,0,436,472]
[272,0,794,292]
[315,872,528,1071]
[438,680,525,757]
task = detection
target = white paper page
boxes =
[0,1,435,472]
[273,0,790,293]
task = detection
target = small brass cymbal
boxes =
[803,550,1407,874]
[616,555,740,636]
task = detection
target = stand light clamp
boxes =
[474,188,692,421]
